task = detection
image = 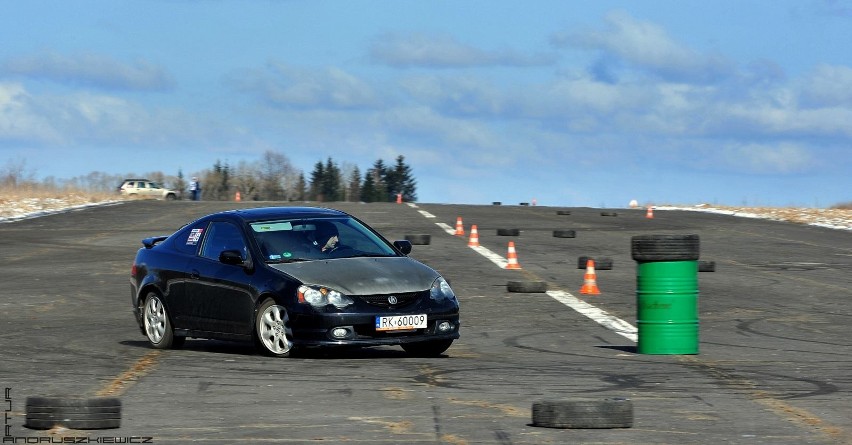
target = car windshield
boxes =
[250,217,398,262]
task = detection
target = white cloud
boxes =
[234,62,381,110]
[0,82,64,144]
[717,143,815,174]
[0,82,226,148]
[799,64,852,106]
[555,10,734,83]
[369,33,555,68]
[0,51,174,91]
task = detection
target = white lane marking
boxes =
[546,290,638,342]
[407,203,419,208]
[469,245,508,269]
[418,210,437,218]
[436,222,456,235]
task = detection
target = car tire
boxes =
[142,293,179,349]
[507,280,547,293]
[577,256,612,270]
[556,210,571,216]
[165,193,177,200]
[26,397,121,430]
[405,234,431,245]
[401,339,453,357]
[532,398,633,429]
[497,228,520,236]
[631,234,700,262]
[553,230,576,238]
[255,299,295,358]
[600,211,618,217]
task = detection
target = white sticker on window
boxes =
[187,228,204,245]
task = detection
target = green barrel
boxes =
[631,234,700,355]
[635,261,698,354]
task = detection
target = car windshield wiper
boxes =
[266,257,309,264]
[348,252,396,258]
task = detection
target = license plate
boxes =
[375,314,427,331]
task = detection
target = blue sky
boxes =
[1,1,850,207]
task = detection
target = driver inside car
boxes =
[311,221,342,253]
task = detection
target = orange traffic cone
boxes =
[455,217,465,236]
[468,225,480,247]
[396,193,402,204]
[580,259,601,295]
[235,191,241,202]
[505,241,522,270]
[646,206,654,219]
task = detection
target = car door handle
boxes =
[190,270,201,280]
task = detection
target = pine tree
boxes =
[295,173,307,201]
[393,155,417,202]
[367,159,388,202]
[349,166,362,202]
[322,157,343,201]
[361,170,376,203]
[309,161,324,201]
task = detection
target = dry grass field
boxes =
[1,189,850,230]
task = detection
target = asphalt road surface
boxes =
[1,200,850,444]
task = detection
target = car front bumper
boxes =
[290,311,460,347]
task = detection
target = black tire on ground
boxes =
[507,280,547,293]
[552,230,576,238]
[556,210,571,215]
[404,234,431,245]
[26,397,121,430]
[698,260,716,272]
[631,234,700,262]
[401,339,453,357]
[532,398,633,429]
[577,256,612,270]
[496,228,520,236]
[492,202,502,206]
[600,211,618,217]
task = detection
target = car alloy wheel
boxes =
[143,293,177,348]
[256,300,294,357]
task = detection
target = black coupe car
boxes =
[130,206,460,357]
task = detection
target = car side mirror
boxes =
[219,249,246,266]
[393,240,412,255]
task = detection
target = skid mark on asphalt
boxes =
[680,355,852,444]
[95,350,161,397]
[348,417,417,435]
[448,398,526,417]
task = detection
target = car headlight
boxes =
[430,277,457,303]
[297,285,354,309]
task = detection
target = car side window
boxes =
[171,222,208,255]
[200,221,247,261]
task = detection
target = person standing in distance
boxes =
[189,177,201,201]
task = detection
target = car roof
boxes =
[214,206,349,223]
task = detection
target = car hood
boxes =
[270,256,439,294]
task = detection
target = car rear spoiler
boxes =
[142,236,169,249]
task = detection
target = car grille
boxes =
[357,291,422,308]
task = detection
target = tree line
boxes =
[2,152,418,203]
[198,152,416,202]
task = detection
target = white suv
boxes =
[118,179,180,200]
